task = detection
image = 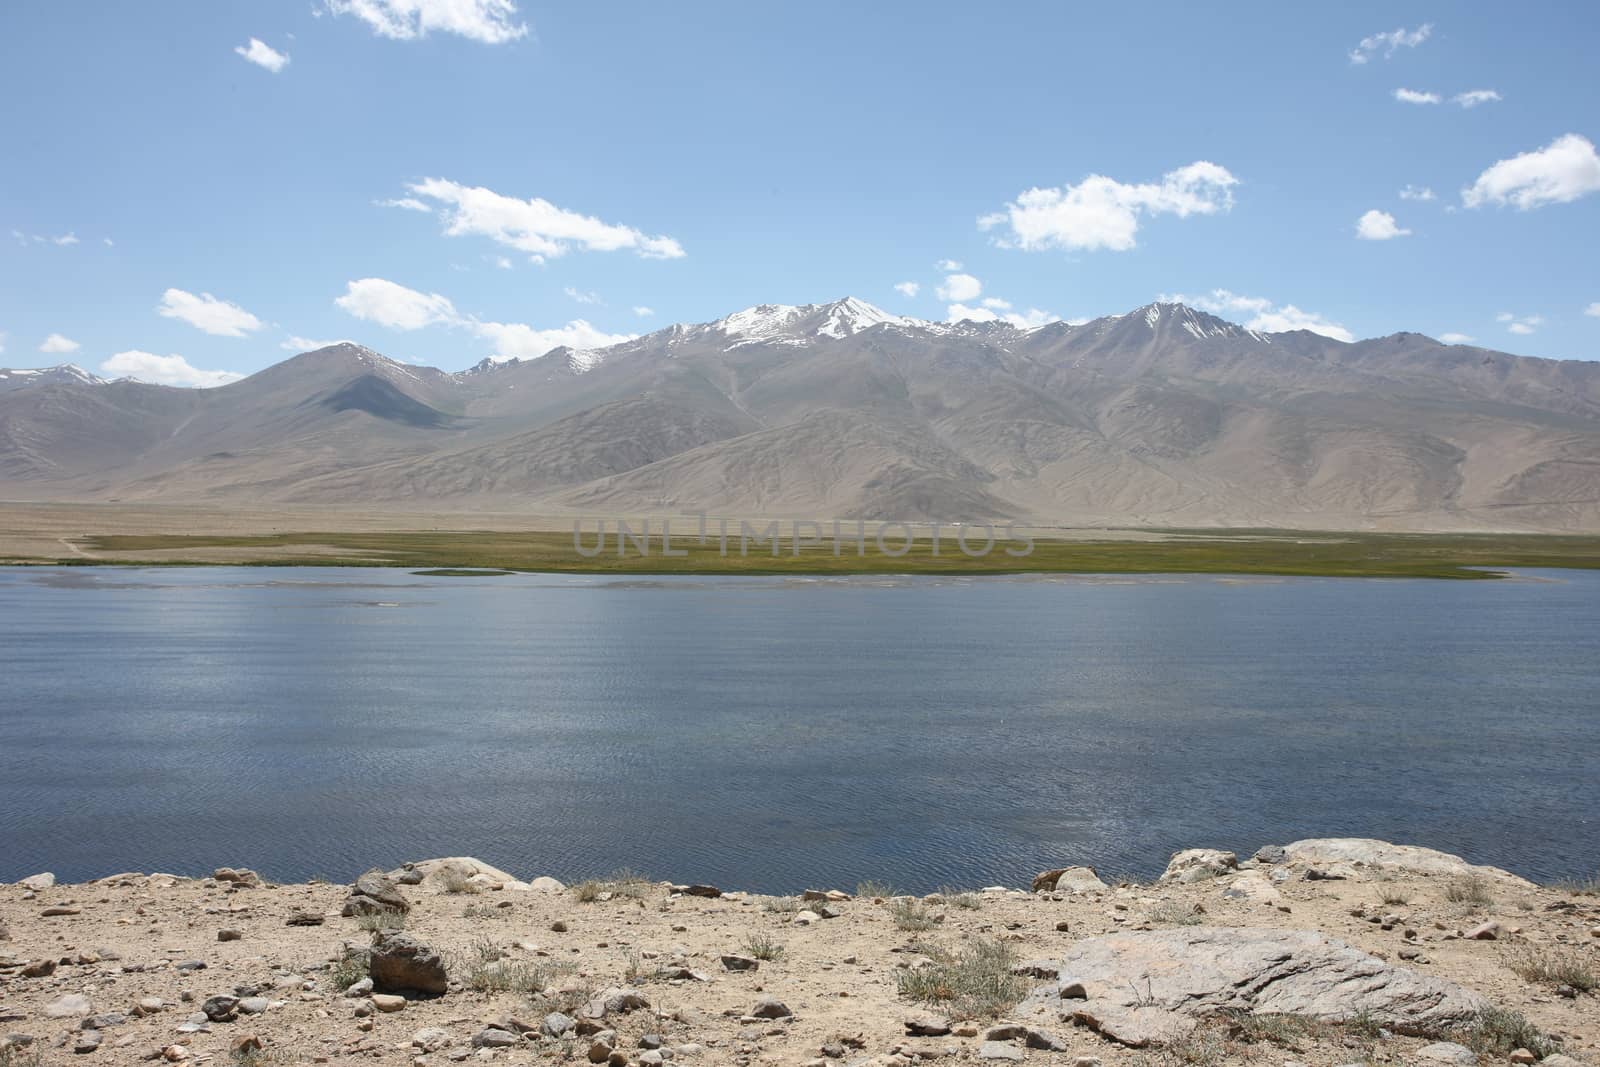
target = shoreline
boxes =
[3,839,1596,1065]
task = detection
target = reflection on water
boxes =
[0,566,1595,891]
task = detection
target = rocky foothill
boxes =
[0,842,1596,1066]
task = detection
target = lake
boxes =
[0,566,1595,892]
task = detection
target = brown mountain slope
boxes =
[1,301,1597,530]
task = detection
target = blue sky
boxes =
[2,1,1598,384]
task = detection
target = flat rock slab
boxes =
[1268,839,1534,887]
[1029,927,1489,1047]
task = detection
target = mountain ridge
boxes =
[2,298,1597,531]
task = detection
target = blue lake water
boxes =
[0,566,1595,892]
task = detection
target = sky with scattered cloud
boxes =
[2,2,1598,385]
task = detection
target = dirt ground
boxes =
[1,845,1596,1066]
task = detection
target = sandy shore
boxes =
[1,841,1596,1066]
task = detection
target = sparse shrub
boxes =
[356,907,406,932]
[742,932,785,961]
[1129,1024,1232,1067]
[326,947,369,991]
[1445,874,1494,908]
[856,879,895,900]
[890,898,936,931]
[1223,1011,1321,1048]
[457,940,553,994]
[1379,889,1410,906]
[438,867,480,895]
[1454,1006,1562,1059]
[1549,871,1600,896]
[939,886,982,910]
[895,938,1027,1019]
[573,870,649,903]
[0,1043,45,1067]
[1504,944,1597,992]
[1148,900,1205,926]
[760,895,800,916]
[461,903,503,920]
[534,980,591,1016]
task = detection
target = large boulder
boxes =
[342,869,410,916]
[1158,849,1238,883]
[1033,867,1109,893]
[398,857,531,893]
[1263,839,1534,887]
[1023,927,1489,1047]
[369,931,448,995]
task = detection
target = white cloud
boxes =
[333,275,633,359]
[936,259,962,272]
[1585,303,1600,318]
[100,351,243,387]
[981,160,1238,253]
[1355,209,1411,240]
[632,306,654,317]
[1463,134,1600,210]
[235,38,289,72]
[53,232,79,246]
[157,288,265,337]
[564,286,602,305]
[39,333,80,354]
[946,302,1058,330]
[280,335,349,351]
[334,278,458,330]
[1394,88,1441,105]
[980,297,1011,310]
[1497,312,1542,335]
[1164,289,1355,342]
[0,331,5,354]
[323,0,528,43]
[472,319,635,359]
[375,196,432,212]
[1453,89,1501,108]
[103,237,114,247]
[402,178,684,261]
[1350,24,1431,64]
[935,272,982,302]
[491,255,512,270]
[1399,185,1436,201]
[893,281,920,298]
[1439,332,1474,344]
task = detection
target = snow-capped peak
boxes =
[704,297,922,347]
[1132,302,1269,343]
[0,362,111,391]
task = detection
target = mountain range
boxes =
[3,297,1598,531]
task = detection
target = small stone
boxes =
[202,996,239,1022]
[21,958,57,977]
[720,954,759,972]
[41,906,81,916]
[284,910,324,927]
[412,1027,453,1051]
[137,997,164,1015]
[542,1012,575,1037]
[19,872,56,891]
[978,1041,1024,1061]
[749,998,792,1020]
[73,1030,102,1054]
[217,929,243,942]
[343,977,373,997]
[370,994,406,1013]
[904,1012,950,1036]
[212,868,262,888]
[161,1045,189,1061]
[1466,921,1501,940]
[551,920,569,932]
[1416,1042,1478,1065]
[1508,1050,1536,1065]
[46,994,94,1018]
[472,1027,519,1048]
[1055,920,1071,932]
[672,884,722,898]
